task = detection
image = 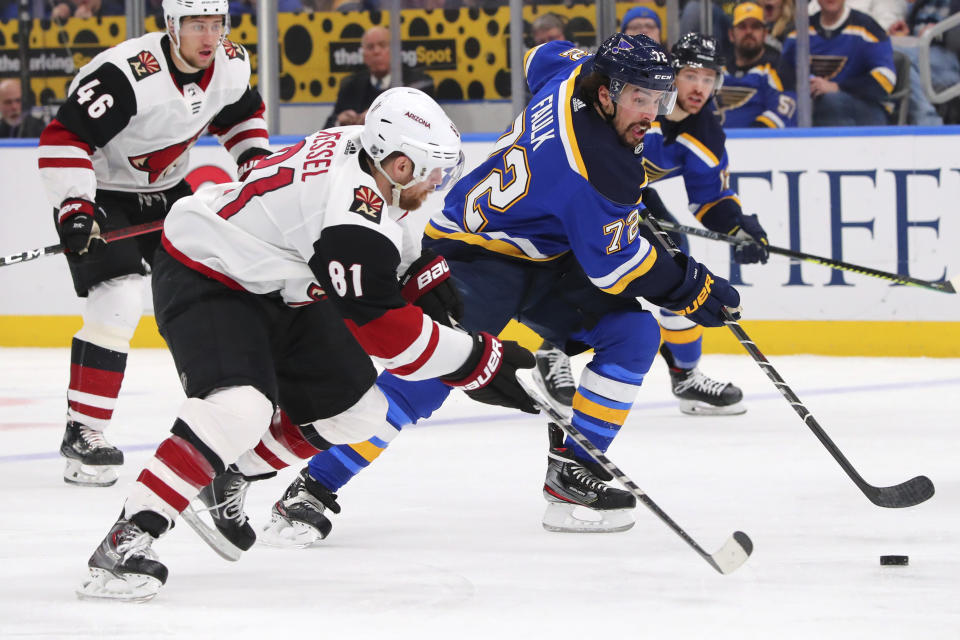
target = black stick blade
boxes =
[866,475,935,508]
[708,531,753,575]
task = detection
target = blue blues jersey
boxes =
[719,62,797,128]
[426,41,674,299]
[780,8,896,105]
[640,108,745,234]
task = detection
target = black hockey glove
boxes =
[442,332,539,414]
[400,249,463,327]
[57,198,106,259]
[729,214,769,264]
[236,147,272,182]
[650,254,741,327]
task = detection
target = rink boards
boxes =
[1,127,958,355]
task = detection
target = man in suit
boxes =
[325,26,435,128]
[0,79,45,138]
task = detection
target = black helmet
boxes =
[671,32,725,91]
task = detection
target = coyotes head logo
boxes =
[349,185,385,223]
[128,127,206,184]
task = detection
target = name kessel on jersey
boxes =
[349,185,384,223]
[128,50,161,81]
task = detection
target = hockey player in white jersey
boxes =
[38,0,272,487]
[77,88,537,601]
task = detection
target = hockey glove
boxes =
[442,332,539,414]
[730,214,769,264]
[650,254,741,327]
[399,249,463,327]
[236,148,272,182]
[57,198,106,259]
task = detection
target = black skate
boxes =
[182,465,262,562]
[542,424,635,533]
[60,421,124,487]
[532,344,575,418]
[261,468,340,549]
[77,512,169,602]
[660,343,746,416]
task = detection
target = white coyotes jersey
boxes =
[39,32,267,206]
[162,127,474,381]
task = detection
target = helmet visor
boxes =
[610,79,678,116]
[429,151,465,193]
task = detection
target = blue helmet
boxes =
[592,32,675,93]
[591,32,677,114]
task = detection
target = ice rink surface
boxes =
[0,347,958,639]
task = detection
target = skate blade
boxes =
[541,503,635,533]
[259,516,322,549]
[63,460,119,487]
[181,504,243,562]
[76,568,161,603]
[531,369,573,419]
[677,399,747,416]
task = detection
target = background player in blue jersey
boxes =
[630,32,771,418]
[243,33,744,545]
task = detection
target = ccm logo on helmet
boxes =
[404,111,431,128]
[462,339,503,391]
[676,273,714,316]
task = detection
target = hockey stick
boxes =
[643,215,935,509]
[655,218,959,294]
[0,220,164,268]
[519,378,753,575]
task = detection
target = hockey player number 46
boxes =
[75,79,114,119]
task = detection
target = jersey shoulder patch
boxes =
[127,50,161,81]
[222,40,246,61]
[349,185,385,223]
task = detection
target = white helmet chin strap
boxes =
[372,156,418,208]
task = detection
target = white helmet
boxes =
[163,0,229,67]
[361,87,464,206]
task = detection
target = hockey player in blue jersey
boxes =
[236,33,745,545]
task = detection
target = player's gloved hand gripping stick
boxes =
[1,220,165,268]
[643,213,935,509]
[655,218,959,295]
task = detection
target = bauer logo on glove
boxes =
[676,273,714,316]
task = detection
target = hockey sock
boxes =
[125,426,219,523]
[304,376,430,491]
[236,410,332,476]
[565,361,642,461]
[658,309,704,370]
[67,338,127,429]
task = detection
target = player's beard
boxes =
[398,186,431,211]
[618,118,652,149]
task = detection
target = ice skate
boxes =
[542,425,635,533]
[77,513,168,602]
[182,465,257,562]
[60,421,124,487]
[660,344,746,416]
[532,345,575,418]
[261,468,340,549]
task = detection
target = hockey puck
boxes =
[880,555,909,566]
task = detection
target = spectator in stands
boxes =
[325,26,434,128]
[0,79,45,138]
[720,2,797,127]
[780,0,897,125]
[531,12,566,45]
[49,0,123,20]
[890,0,960,122]
[621,6,662,42]
[762,0,795,50]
